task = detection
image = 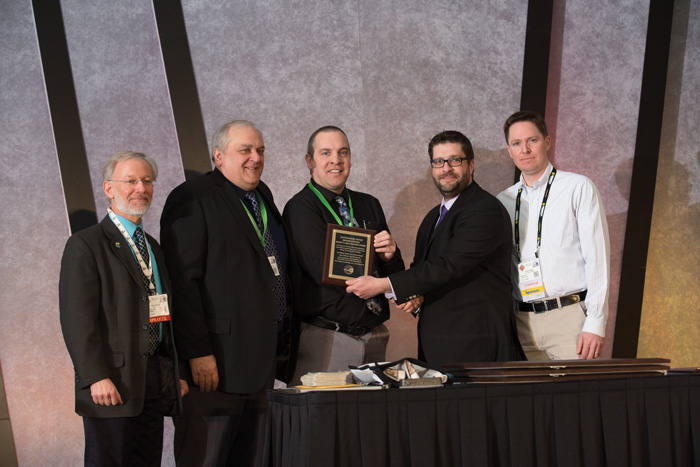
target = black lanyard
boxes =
[514,167,557,261]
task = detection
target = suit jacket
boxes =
[390,181,518,369]
[59,215,181,418]
[160,169,299,394]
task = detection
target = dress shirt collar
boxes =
[440,194,460,211]
[519,162,554,190]
[109,210,142,237]
[309,178,350,204]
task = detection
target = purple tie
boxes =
[434,205,448,231]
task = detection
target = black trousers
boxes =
[83,356,166,467]
[173,385,269,467]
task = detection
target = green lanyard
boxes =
[307,181,354,226]
[240,190,268,247]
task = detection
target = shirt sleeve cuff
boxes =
[581,312,606,337]
[384,277,397,300]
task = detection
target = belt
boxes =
[305,316,375,337]
[516,291,587,313]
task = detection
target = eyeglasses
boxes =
[107,179,156,186]
[430,157,469,168]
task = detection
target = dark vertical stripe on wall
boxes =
[613,0,674,358]
[153,0,211,180]
[32,0,97,233]
[515,0,554,183]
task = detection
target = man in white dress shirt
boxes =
[497,111,610,361]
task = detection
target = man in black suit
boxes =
[160,120,298,465]
[347,131,521,369]
[59,151,187,466]
[284,126,404,385]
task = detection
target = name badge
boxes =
[149,294,171,323]
[268,256,281,276]
[518,258,545,302]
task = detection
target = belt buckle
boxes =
[333,322,341,332]
[534,301,546,314]
[534,298,555,314]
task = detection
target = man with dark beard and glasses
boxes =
[347,131,522,369]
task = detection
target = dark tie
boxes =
[434,205,448,231]
[133,227,160,355]
[245,191,288,322]
[334,196,383,316]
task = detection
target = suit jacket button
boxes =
[142,296,148,302]
[142,325,148,330]
[141,353,148,359]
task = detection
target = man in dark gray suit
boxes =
[160,120,298,465]
[347,131,522,369]
[59,151,187,466]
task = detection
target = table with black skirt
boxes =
[266,374,700,466]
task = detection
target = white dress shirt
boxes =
[497,163,610,337]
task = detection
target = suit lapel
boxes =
[100,216,148,291]
[415,205,440,262]
[213,170,268,260]
[149,235,172,297]
[424,182,481,258]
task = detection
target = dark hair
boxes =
[306,126,349,157]
[503,111,549,143]
[428,130,474,161]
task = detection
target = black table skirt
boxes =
[266,374,700,466]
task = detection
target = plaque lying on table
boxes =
[442,358,671,383]
[322,224,375,286]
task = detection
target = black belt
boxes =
[516,291,587,313]
[305,316,375,337]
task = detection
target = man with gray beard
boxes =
[60,151,188,465]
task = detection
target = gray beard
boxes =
[113,196,151,218]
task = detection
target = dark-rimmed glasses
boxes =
[430,157,469,168]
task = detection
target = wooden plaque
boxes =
[321,224,376,286]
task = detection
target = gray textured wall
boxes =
[181,0,528,368]
[0,1,77,465]
[545,0,650,356]
[0,0,696,465]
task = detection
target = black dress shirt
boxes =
[283,179,404,328]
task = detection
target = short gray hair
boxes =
[211,120,261,161]
[102,150,158,181]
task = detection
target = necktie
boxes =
[133,227,160,355]
[335,195,382,316]
[245,191,288,322]
[334,195,358,227]
[434,205,448,231]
